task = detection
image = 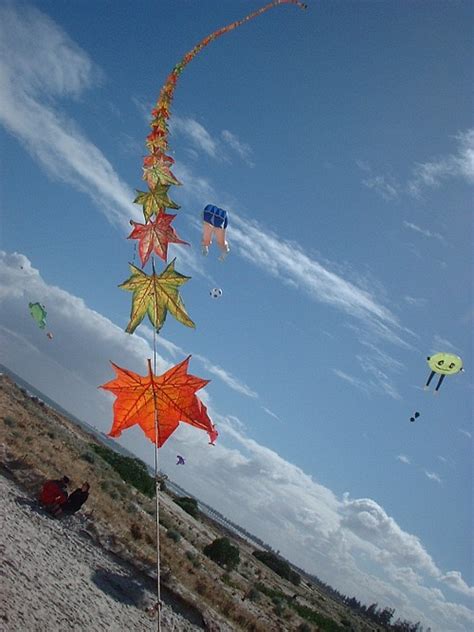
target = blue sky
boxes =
[0,1,472,629]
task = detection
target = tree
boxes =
[204,537,240,570]
[174,496,199,518]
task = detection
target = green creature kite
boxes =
[29,302,47,329]
[29,302,54,339]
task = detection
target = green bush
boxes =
[203,537,240,571]
[292,604,343,631]
[252,550,300,585]
[3,416,16,427]
[166,529,181,542]
[174,496,199,518]
[273,601,286,617]
[159,514,171,529]
[221,572,239,588]
[80,452,95,464]
[91,443,154,497]
[246,587,261,602]
[254,582,341,631]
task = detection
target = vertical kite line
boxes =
[140,2,307,628]
[152,316,162,632]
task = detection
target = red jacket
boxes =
[39,480,68,506]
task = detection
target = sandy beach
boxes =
[0,472,204,632]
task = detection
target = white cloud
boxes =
[1,250,473,631]
[359,128,474,201]
[231,215,405,345]
[262,406,280,421]
[152,330,258,399]
[356,128,474,200]
[432,334,461,354]
[355,354,401,400]
[403,221,445,242]
[196,356,258,398]
[169,117,254,167]
[404,295,427,307]
[397,454,411,465]
[424,470,442,484]
[362,174,400,200]
[0,3,138,232]
[221,129,254,166]
[440,572,474,599]
[170,116,219,159]
[458,429,472,440]
[408,129,474,196]
[332,369,370,395]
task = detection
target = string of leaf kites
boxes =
[98,1,309,626]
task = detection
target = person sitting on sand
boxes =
[39,475,69,510]
[55,482,90,517]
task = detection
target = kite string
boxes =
[152,315,162,632]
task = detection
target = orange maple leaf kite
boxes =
[100,356,216,447]
[187,395,218,444]
[128,215,189,266]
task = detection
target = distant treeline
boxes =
[300,570,430,631]
[90,443,155,497]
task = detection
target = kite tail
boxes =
[145,0,307,164]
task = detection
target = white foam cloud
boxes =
[397,454,411,465]
[332,368,370,394]
[0,3,138,231]
[230,216,404,343]
[359,129,474,202]
[170,116,219,159]
[221,129,254,166]
[424,470,442,484]
[408,129,474,196]
[403,221,445,242]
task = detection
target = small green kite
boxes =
[29,302,47,329]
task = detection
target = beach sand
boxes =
[0,473,204,631]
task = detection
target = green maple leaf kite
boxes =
[143,162,181,188]
[119,259,195,333]
[134,185,180,221]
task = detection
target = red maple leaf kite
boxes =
[128,215,189,266]
[100,356,216,447]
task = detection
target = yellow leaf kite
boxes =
[119,259,195,333]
